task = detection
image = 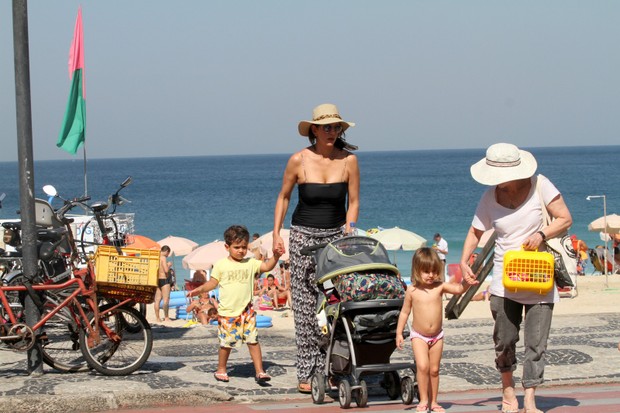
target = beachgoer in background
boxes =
[250,232,264,260]
[193,269,207,283]
[432,233,448,264]
[187,225,282,383]
[272,103,359,393]
[186,293,218,324]
[282,261,291,289]
[259,273,292,309]
[459,143,572,413]
[186,269,219,324]
[465,252,491,301]
[154,245,173,322]
[571,235,588,275]
[396,247,474,413]
[168,268,177,291]
[468,252,479,267]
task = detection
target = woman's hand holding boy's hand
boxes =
[273,234,286,257]
[273,245,284,259]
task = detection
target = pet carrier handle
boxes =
[300,242,330,256]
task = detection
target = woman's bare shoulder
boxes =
[287,148,312,164]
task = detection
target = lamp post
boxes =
[586,195,608,287]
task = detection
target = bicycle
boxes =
[52,178,147,319]
[1,189,153,375]
[0,270,152,376]
[73,176,133,259]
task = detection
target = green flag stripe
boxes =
[57,69,86,155]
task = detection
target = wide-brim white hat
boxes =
[298,103,355,137]
[470,143,537,186]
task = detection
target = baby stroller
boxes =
[302,236,417,408]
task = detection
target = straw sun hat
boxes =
[470,143,537,186]
[298,103,355,137]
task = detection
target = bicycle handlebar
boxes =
[56,196,92,218]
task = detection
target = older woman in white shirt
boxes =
[460,143,572,413]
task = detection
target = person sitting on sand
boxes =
[185,269,219,324]
[258,273,292,309]
[186,298,218,324]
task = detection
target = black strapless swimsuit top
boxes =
[291,182,348,229]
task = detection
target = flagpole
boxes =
[83,139,88,196]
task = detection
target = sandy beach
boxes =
[148,274,620,330]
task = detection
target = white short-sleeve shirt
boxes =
[472,175,560,304]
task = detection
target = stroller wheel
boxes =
[311,373,326,404]
[338,379,352,409]
[354,379,368,408]
[383,371,401,400]
[400,376,416,405]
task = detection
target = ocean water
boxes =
[1,146,618,277]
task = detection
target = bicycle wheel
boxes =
[40,304,90,373]
[79,303,152,376]
[79,216,119,257]
[6,274,91,372]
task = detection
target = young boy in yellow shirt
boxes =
[187,225,282,383]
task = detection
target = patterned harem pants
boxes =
[289,224,345,383]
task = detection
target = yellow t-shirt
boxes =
[210,257,262,317]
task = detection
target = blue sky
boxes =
[1,1,619,162]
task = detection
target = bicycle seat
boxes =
[91,202,108,212]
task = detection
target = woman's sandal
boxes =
[415,404,428,412]
[501,399,519,413]
[297,382,312,394]
[255,372,272,383]
[213,372,229,382]
[430,405,445,413]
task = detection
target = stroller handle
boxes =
[300,242,330,257]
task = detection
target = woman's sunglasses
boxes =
[320,124,343,133]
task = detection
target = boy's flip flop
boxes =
[255,372,272,384]
[214,372,229,382]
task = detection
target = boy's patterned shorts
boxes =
[217,304,258,348]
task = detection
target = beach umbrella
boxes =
[125,234,160,250]
[182,241,228,270]
[182,241,254,270]
[588,213,620,235]
[250,229,290,261]
[157,235,198,256]
[370,227,427,251]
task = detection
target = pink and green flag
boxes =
[57,7,86,155]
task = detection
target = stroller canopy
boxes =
[314,236,400,284]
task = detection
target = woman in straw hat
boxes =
[459,143,572,413]
[272,103,359,393]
